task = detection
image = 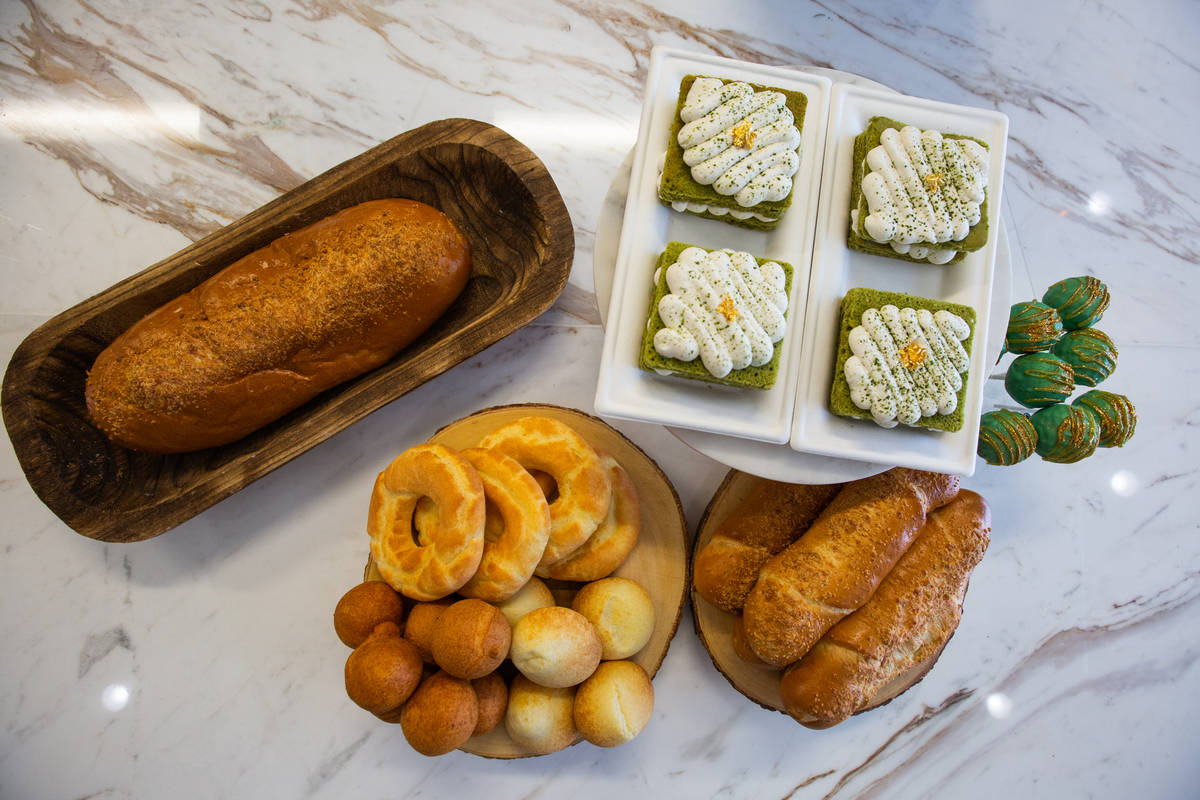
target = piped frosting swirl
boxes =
[677,77,801,208]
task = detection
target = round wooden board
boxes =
[691,470,946,726]
[364,403,689,757]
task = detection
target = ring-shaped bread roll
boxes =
[368,443,486,601]
[455,448,552,602]
[538,452,641,582]
[411,449,552,601]
[478,417,613,567]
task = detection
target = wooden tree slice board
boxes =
[363,403,689,758]
[691,469,947,727]
[1,119,574,543]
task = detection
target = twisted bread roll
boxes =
[780,490,991,728]
[693,480,841,613]
[742,468,959,667]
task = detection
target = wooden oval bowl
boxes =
[691,469,947,725]
[1,119,573,542]
[363,403,689,758]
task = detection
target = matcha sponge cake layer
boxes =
[658,74,808,231]
[639,241,792,389]
[848,116,991,265]
[831,287,976,432]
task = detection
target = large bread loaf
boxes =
[693,480,841,613]
[779,490,991,727]
[85,198,470,453]
[741,468,959,667]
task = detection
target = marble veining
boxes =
[2,0,1199,798]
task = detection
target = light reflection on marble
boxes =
[2,1,1198,798]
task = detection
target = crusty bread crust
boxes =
[780,490,991,727]
[693,480,841,613]
[85,198,470,453]
[742,468,960,667]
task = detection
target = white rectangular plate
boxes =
[790,83,1009,475]
[594,47,832,444]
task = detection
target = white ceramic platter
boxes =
[790,84,1010,477]
[593,46,832,444]
[592,65,1012,484]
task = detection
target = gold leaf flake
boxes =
[731,120,756,149]
[717,296,738,321]
[899,341,927,369]
[924,172,946,193]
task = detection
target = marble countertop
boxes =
[2,1,1197,797]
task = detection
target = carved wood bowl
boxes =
[2,119,574,542]
[362,403,689,758]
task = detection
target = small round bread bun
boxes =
[457,448,552,602]
[400,670,479,756]
[539,453,640,582]
[478,417,612,567]
[505,674,578,754]
[510,606,602,688]
[404,599,453,663]
[368,443,486,601]
[344,621,423,716]
[495,577,556,629]
[570,577,654,660]
[472,672,509,736]
[431,598,511,679]
[573,660,654,747]
[334,581,405,648]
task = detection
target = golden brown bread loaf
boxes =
[693,480,841,613]
[742,468,960,667]
[85,198,470,453]
[780,490,991,728]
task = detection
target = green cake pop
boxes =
[1005,352,1075,407]
[1031,404,1101,463]
[1051,328,1118,386]
[1005,300,1064,353]
[1043,276,1110,329]
[1074,390,1137,447]
[978,409,1038,465]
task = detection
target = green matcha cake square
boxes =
[847,116,990,265]
[639,241,793,389]
[830,287,976,432]
[657,75,808,232]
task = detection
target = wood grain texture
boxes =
[362,403,689,759]
[1,119,574,542]
[690,470,945,722]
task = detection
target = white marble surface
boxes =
[2,1,1197,797]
